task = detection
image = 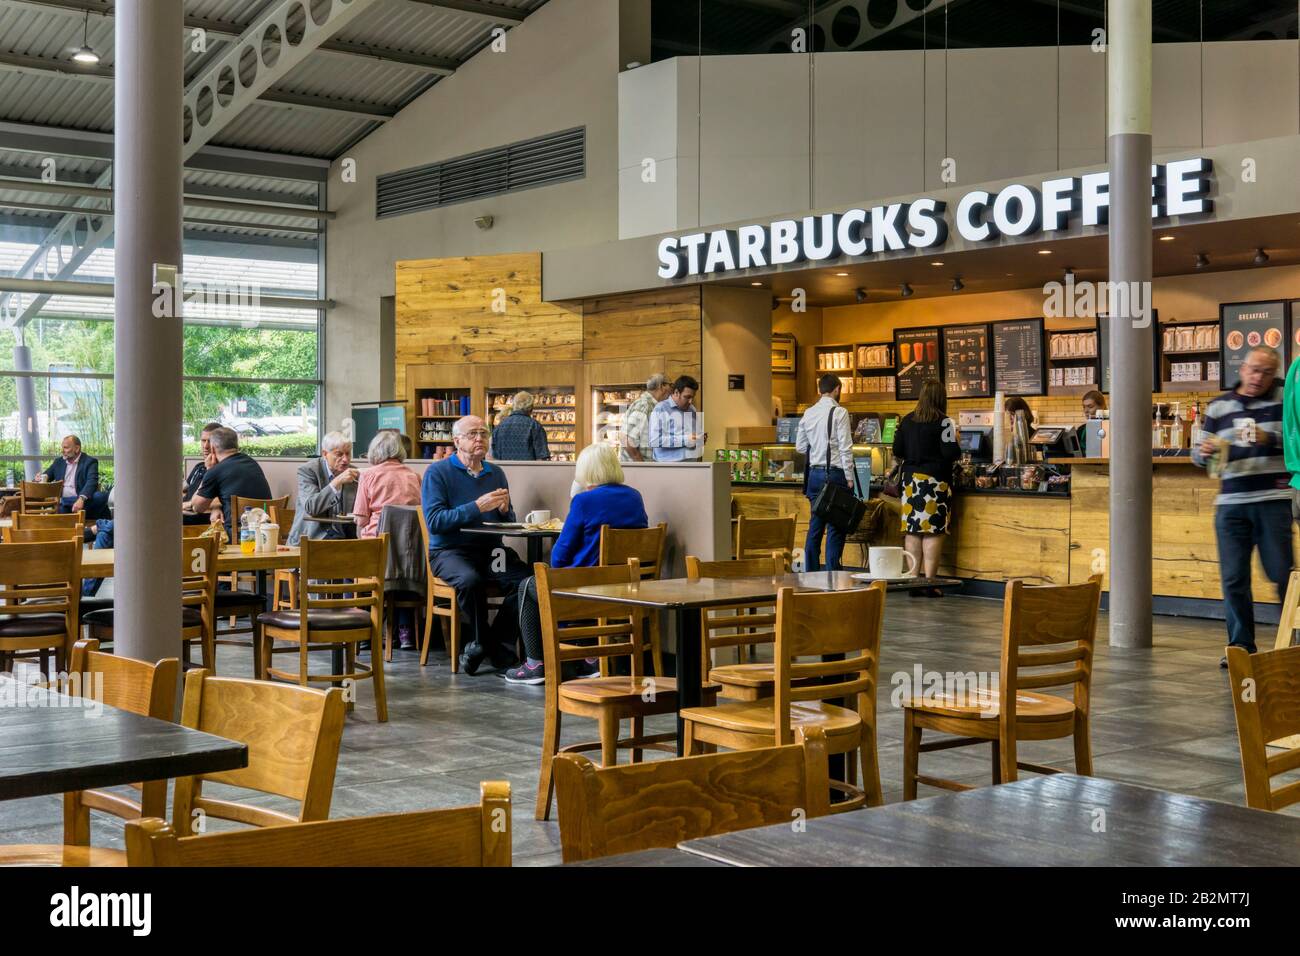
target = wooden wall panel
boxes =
[582,287,702,384]
[939,495,1072,585]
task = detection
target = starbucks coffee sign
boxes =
[655,157,1214,280]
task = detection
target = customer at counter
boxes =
[621,373,671,463]
[796,373,853,572]
[649,375,706,462]
[490,391,551,461]
[1193,346,1291,669]
[894,379,961,594]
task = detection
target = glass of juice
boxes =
[926,339,939,364]
[899,341,912,364]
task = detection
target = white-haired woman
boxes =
[505,443,648,685]
[352,429,422,646]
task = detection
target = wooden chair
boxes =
[126,782,510,866]
[902,575,1102,798]
[534,560,716,821]
[259,535,389,722]
[734,514,796,564]
[172,669,347,836]
[1269,571,1300,749]
[2,526,81,544]
[1227,644,1300,811]
[270,506,298,611]
[83,537,219,671]
[555,726,830,862]
[181,523,210,539]
[0,539,80,677]
[686,552,788,700]
[681,583,887,812]
[419,516,503,672]
[19,479,62,514]
[223,493,289,621]
[230,494,290,524]
[598,522,667,676]
[13,511,84,531]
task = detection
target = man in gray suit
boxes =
[288,431,358,544]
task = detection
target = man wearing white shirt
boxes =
[796,374,854,571]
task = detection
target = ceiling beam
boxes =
[0,176,333,219]
[400,0,527,25]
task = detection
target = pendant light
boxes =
[72,10,100,66]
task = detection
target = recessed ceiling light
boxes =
[930,261,944,267]
[1037,249,1052,255]
[1159,235,1176,241]
[835,272,849,277]
[750,282,762,286]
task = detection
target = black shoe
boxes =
[909,588,926,599]
[459,642,487,676]
[1219,656,1229,670]
[489,647,519,672]
[925,587,944,598]
[504,660,546,685]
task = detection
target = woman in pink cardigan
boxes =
[353,429,422,646]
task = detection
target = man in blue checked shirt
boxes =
[649,375,706,462]
[1192,346,1292,668]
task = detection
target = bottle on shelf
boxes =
[1152,406,1163,449]
[1169,402,1184,450]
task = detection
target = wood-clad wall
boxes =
[582,286,702,384]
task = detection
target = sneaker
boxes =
[397,625,415,650]
[459,642,487,676]
[504,660,546,685]
[577,657,601,678]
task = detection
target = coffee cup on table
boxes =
[525,510,551,525]
[868,546,918,579]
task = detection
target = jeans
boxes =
[82,519,114,597]
[1214,499,1293,653]
[804,467,849,572]
[59,491,110,521]
[427,546,532,662]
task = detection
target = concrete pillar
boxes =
[1106,0,1153,648]
[13,343,40,480]
[113,0,184,664]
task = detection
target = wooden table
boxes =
[0,676,247,801]
[678,774,1300,867]
[80,544,301,578]
[462,525,560,565]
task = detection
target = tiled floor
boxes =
[3,593,1292,865]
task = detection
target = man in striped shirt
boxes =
[1191,346,1292,667]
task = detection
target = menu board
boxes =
[1221,300,1288,388]
[893,327,941,402]
[991,319,1046,396]
[1097,313,1161,394]
[942,324,992,398]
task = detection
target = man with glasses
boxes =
[422,415,531,674]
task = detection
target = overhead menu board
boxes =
[942,324,992,399]
[1097,312,1161,394]
[991,319,1046,396]
[893,327,941,402]
[1221,300,1288,388]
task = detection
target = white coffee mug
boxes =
[868,546,918,579]
[525,510,551,524]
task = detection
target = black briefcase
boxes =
[810,409,867,534]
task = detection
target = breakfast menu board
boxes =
[893,327,941,402]
[991,319,1046,396]
[942,324,992,398]
[1221,300,1288,388]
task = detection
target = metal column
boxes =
[13,343,39,481]
[112,0,184,664]
[1107,0,1154,648]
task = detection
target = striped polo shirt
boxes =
[1191,383,1291,505]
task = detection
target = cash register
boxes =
[959,427,993,464]
[1027,425,1082,458]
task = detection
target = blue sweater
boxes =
[421,455,516,552]
[550,484,648,569]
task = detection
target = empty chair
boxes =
[681,583,887,811]
[555,726,830,863]
[902,575,1102,798]
[0,539,80,676]
[734,514,796,564]
[1269,571,1300,749]
[1227,644,1300,811]
[2,526,81,544]
[19,480,61,515]
[125,782,510,866]
[13,512,84,531]
[686,552,787,699]
[598,522,667,675]
[172,669,346,836]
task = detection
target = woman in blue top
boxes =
[505,443,648,685]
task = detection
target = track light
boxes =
[1195,253,1209,270]
[900,283,913,298]
[1254,248,1270,266]
[72,10,100,66]
[855,288,868,304]
[951,277,964,292]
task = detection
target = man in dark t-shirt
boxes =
[188,426,272,533]
[182,421,222,525]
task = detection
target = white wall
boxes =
[324,0,626,428]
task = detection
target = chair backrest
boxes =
[294,536,387,630]
[0,540,80,632]
[181,523,210,539]
[999,575,1102,727]
[2,526,82,543]
[555,727,830,862]
[181,536,219,637]
[20,480,62,514]
[599,523,666,580]
[735,515,796,563]
[1226,644,1300,811]
[13,511,83,530]
[172,669,347,834]
[1274,570,1300,651]
[534,561,645,694]
[68,638,180,719]
[686,553,784,668]
[269,506,295,535]
[231,495,290,522]
[772,583,887,745]
[126,782,511,866]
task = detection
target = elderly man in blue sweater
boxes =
[422,415,532,675]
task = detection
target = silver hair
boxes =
[320,431,351,453]
[209,426,239,453]
[646,373,668,392]
[367,429,406,465]
[511,391,535,414]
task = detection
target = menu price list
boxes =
[1221,301,1288,387]
[894,328,941,402]
[992,319,1046,396]
[942,324,991,398]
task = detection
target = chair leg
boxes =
[62,791,89,846]
[252,619,265,681]
[421,611,437,667]
[684,718,699,756]
[38,648,50,681]
[54,641,66,677]
[991,738,1003,785]
[343,641,356,715]
[648,614,664,678]
[1073,715,1093,776]
[370,634,388,723]
[598,710,618,768]
[903,708,920,801]
[447,603,461,673]
[535,706,561,821]
[999,729,1018,784]
[383,609,395,664]
[631,716,644,764]
[860,733,883,807]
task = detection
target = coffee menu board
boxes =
[941,324,992,398]
[1221,300,1288,388]
[991,319,1046,396]
[893,327,941,402]
[1097,312,1161,394]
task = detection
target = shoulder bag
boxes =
[811,405,867,533]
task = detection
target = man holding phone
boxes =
[422,415,531,674]
[1193,346,1291,668]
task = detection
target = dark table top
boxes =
[562,847,731,867]
[0,677,249,801]
[553,572,962,609]
[678,775,1300,867]
[462,525,561,539]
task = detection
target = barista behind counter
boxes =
[1003,395,1088,460]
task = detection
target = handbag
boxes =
[811,405,867,534]
[881,463,903,499]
